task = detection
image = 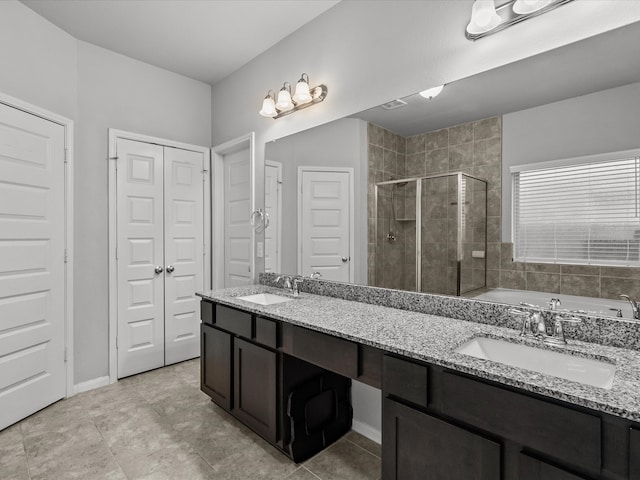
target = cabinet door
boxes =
[201,324,232,410]
[519,453,591,480]
[382,398,500,480]
[233,338,278,443]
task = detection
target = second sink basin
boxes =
[236,293,293,306]
[455,337,616,389]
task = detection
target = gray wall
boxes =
[0,1,212,384]
[75,41,211,383]
[502,81,640,242]
[265,118,368,284]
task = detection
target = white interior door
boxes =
[299,169,353,282]
[0,103,66,429]
[224,148,252,286]
[264,160,282,273]
[116,139,165,378]
[163,146,203,365]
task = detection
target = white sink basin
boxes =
[455,337,616,389]
[236,293,293,306]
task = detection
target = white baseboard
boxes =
[352,420,381,445]
[73,375,110,395]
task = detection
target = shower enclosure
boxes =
[373,172,487,296]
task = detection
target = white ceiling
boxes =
[355,22,640,136]
[21,0,340,85]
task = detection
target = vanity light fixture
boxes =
[465,0,574,40]
[259,73,328,119]
[419,85,445,100]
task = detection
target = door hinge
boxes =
[64,348,67,363]
[115,336,118,349]
[64,249,68,264]
[115,247,118,260]
[64,149,69,164]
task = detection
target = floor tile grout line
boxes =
[343,436,382,460]
[19,423,33,480]
[301,465,324,480]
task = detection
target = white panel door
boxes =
[116,139,165,378]
[264,161,281,273]
[300,170,352,282]
[163,146,203,365]
[224,149,252,286]
[0,103,66,430]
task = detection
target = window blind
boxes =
[512,154,640,266]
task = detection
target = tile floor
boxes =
[0,359,381,480]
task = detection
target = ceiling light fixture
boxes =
[259,73,328,119]
[419,85,445,100]
[465,0,573,41]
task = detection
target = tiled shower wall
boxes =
[367,116,502,292]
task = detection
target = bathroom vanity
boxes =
[198,284,640,479]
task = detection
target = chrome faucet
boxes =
[620,294,640,320]
[548,298,561,311]
[510,302,582,345]
[275,275,301,297]
[309,271,322,279]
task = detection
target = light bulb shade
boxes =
[259,94,277,117]
[466,0,501,35]
[512,0,552,14]
[292,74,312,104]
[419,85,445,99]
[276,86,294,111]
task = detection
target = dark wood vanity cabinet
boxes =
[201,298,640,479]
[381,353,640,480]
[199,300,354,462]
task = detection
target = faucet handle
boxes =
[545,314,582,345]
[309,271,322,279]
[608,307,623,318]
[509,308,537,338]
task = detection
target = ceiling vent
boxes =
[380,99,408,110]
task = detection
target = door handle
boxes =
[154,266,164,274]
[341,256,348,263]
[166,265,175,274]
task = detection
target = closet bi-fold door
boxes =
[163,146,203,365]
[117,140,204,378]
[117,139,166,378]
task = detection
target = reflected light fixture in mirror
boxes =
[419,84,445,100]
[465,0,574,40]
[259,73,328,119]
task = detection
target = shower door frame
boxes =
[374,171,487,295]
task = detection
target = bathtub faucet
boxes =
[619,295,640,320]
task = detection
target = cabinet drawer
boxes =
[215,304,253,338]
[382,397,501,480]
[281,324,358,378]
[442,372,601,472]
[519,452,590,480]
[200,300,213,324]
[631,428,640,480]
[255,316,278,349]
[383,355,428,407]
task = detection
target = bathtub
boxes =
[467,288,634,320]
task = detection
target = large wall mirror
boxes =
[263,22,640,320]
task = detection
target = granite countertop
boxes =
[198,285,640,423]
